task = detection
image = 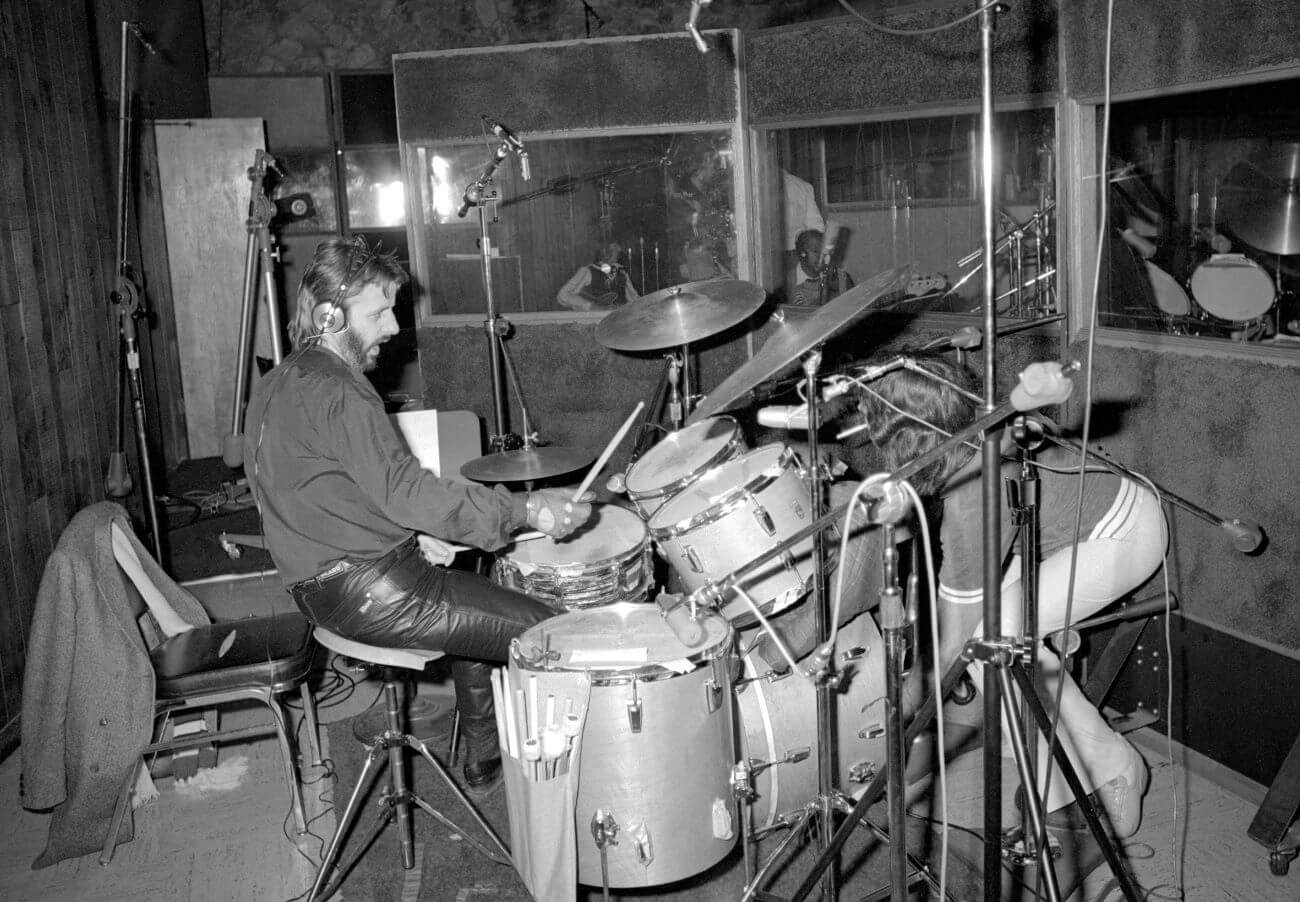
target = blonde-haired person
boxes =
[857,352,1165,838]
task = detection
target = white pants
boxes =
[971,480,1168,811]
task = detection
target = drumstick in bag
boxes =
[571,401,646,502]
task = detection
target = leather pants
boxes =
[291,536,554,760]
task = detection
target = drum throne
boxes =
[303,629,511,902]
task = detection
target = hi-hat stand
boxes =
[222,149,286,468]
[458,131,533,453]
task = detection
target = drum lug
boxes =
[683,544,706,573]
[704,678,723,713]
[750,498,777,536]
[626,679,643,733]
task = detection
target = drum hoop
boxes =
[625,416,743,497]
[500,534,649,573]
[627,434,746,500]
[511,623,733,682]
[649,447,796,540]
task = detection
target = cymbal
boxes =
[1221,143,1300,256]
[595,279,767,351]
[685,264,912,425]
[460,446,593,483]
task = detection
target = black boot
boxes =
[452,659,502,789]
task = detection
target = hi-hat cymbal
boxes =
[595,279,767,351]
[460,446,593,483]
[686,264,912,425]
[1221,143,1300,256]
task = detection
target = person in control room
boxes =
[243,237,594,791]
[556,240,640,310]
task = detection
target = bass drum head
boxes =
[1190,255,1275,321]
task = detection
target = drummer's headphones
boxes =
[308,237,375,336]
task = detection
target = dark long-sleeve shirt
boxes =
[243,346,527,586]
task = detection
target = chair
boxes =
[305,628,509,902]
[100,524,322,865]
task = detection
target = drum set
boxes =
[461,270,916,897]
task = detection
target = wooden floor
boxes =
[1,679,1295,902]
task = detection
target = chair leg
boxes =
[264,690,308,834]
[408,734,510,862]
[300,681,323,768]
[99,758,142,866]
[308,743,390,902]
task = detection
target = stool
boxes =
[307,628,510,902]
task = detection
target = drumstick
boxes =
[571,401,645,502]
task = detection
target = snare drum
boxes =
[493,505,652,610]
[624,415,747,517]
[1190,254,1276,321]
[736,612,886,827]
[649,444,816,627]
[510,603,737,887]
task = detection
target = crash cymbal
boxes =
[460,446,593,483]
[595,279,767,351]
[1221,144,1300,256]
[685,264,912,425]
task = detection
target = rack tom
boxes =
[624,416,746,518]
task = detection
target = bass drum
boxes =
[1190,254,1276,321]
[735,612,887,828]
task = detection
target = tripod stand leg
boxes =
[788,654,972,902]
[1010,661,1144,902]
[995,665,1063,902]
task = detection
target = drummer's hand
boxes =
[416,534,457,567]
[525,489,594,540]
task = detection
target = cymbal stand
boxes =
[459,139,526,452]
[738,348,840,902]
[223,149,286,468]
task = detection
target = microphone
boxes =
[658,594,708,648]
[757,404,811,430]
[1009,361,1077,412]
[1220,518,1264,553]
[482,115,531,181]
[819,221,841,272]
[686,0,711,53]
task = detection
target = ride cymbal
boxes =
[595,279,767,351]
[1221,143,1300,256]
[686,264,912,425]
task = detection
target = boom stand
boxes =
[223,150,286,467]
[460,140,529,452]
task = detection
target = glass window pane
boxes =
[344,148,406,229]
[410,131,737,316]
[1098,77,1300,343]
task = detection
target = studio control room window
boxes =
[1098,76,1300,347]
[760,108,1057,317]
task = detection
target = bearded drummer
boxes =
[244,237,594,792]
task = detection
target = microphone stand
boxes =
[459,140,528,452]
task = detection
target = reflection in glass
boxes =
[271,152,338,234]
[1099,77,1300,343]
[409,131,736,316]
[763,109,1056,318]
[344,148,406,229]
